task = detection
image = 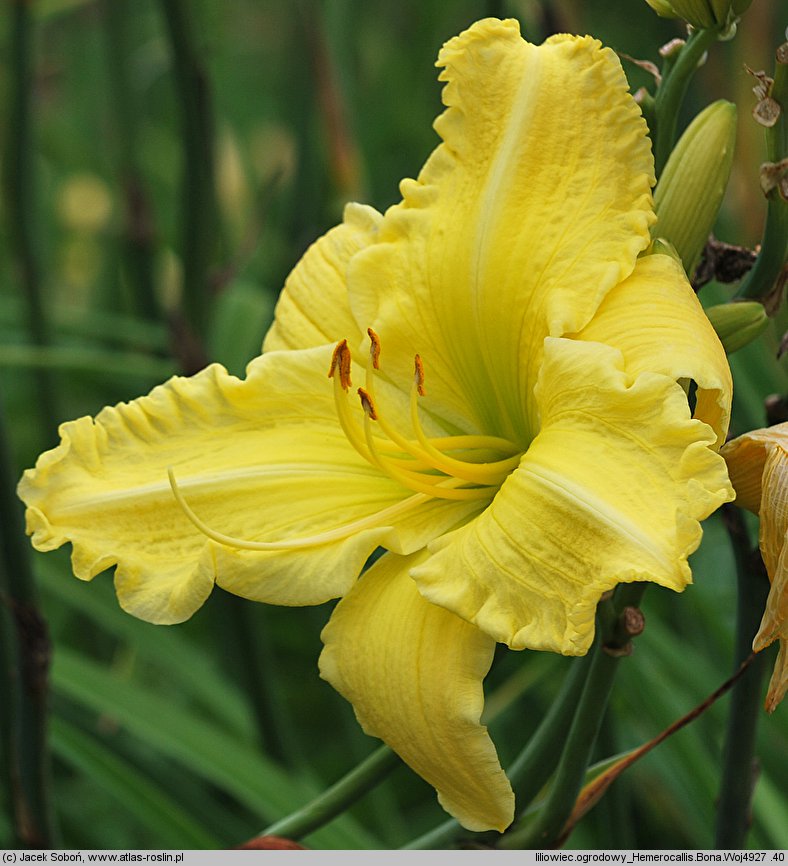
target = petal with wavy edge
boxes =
[347,19,655,443]
[752,446,788,710]
[573,254,731,447]
[722,426,788,710]
[18,346,481,624]
[319,549,514,832]
[412,338,733,654]
[764,641,787,712]
[263,202,382,353]
[720,422,788,514]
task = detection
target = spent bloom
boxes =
[722,424,788,712]
[18,19,734,830]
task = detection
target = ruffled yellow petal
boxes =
[263,202,382,353]
[412,339,733,654]
[574,253,731,447]
[18,346,479,623]
[348,19,654,442]
[319,550,514,831]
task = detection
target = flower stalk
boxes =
[157,0,220,343]
[735,43,788,304]
[653,28,720,177]
[499,585,647,849]
[0,391,58,847]
[3,0,57,434]
[715,506,772,847]
[104,0,160,322]
[258,745,401,842]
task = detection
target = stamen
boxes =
[427,433,521,454]
[367,327,381,370]
[359,413,495,501]
[409,377,521,485]
[355,329,522,492]
[414,354,426,397]
[333,368,372,461]
[357,386,378,421]
[167,331,522,556]
[328,339,352,390]
[168,467,431,551]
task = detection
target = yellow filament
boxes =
[168,334,519,554]
[360,412,496,501]
[333,372,374,463]
[332,348,437,472]
[361,338,521,487]
[408,383,521,484]
[428,433,522,453]
[361,339,473,475]
[168,467,430,551]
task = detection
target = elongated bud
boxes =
[705,301,768,354]
[648,237,682,263]
[644,0,676,16]
[653,100,737,277]
[644,0,751,30]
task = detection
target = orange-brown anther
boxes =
[328,339,352,390]
[357,387,378,420]
[367,328,381,370]
[414,355,426,397]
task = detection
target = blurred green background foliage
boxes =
[0,0,786,850]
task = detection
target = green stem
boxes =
[158,0,219,339]
[3,0,57,434]
[653,28,719,177]
[0,389,58,847]
[734,195,788,301]
[500,584,646,849]
[104,0,160,321]
[403,654,592,850]
[734,44,787,302]
[259,745,401,841]
[508,654,594,800]
[714,506,771,848]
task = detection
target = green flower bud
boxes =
[648,237,683,262]
[644,0,677,17]
[644,0,752,30]
[653,100,737,277]
[705,301,768,354]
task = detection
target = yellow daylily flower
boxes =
[18,19,734,831]
[721,424,788,712]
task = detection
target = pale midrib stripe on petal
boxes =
[469,51,542,439]
[52,462,392,515]
[470,55,540,299]
[520,461,677,575]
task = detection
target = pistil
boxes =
[167,467,431,551]
[168,331,523,552]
